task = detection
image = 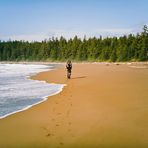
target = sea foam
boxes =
[0,64,64,119]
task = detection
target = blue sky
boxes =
[0,0,148,41]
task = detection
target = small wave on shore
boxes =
[0,64,64,119]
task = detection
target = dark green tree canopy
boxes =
[0,26,148,62]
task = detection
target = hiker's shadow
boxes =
[71,76,87,79]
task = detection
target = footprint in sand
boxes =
[46,133,54,137]
[41,126,49,132]
[41,127,46,130]
[59,142,64,145]
[41,127,54,138]
[68,129,71,132]
[51,118,55,121]
[46,133,51,137]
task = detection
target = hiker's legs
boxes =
[67,70,71,79]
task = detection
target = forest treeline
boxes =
[0,26,148,62]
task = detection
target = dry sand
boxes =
[0,63,148,148]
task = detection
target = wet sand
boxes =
[0,63,148,148]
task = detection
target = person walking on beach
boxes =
[66,60,72,79]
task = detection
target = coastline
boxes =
[0,86,65,120]
[0,63,148,147]
[0,63,65,120]
[0,61,148,65]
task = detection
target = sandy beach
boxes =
[0,63,148,148]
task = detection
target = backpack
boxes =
[67,63,72,70]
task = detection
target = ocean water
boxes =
[0,64,64,119]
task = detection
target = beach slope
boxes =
[0,63,148,148]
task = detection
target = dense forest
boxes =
[0,26,148,62]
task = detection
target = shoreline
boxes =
[0,62,147,120]
[0,85,65,120]
[0,61,148,64]
[0,63,65,120]
[0,63,148,147]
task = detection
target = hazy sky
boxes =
[0,0,148,41]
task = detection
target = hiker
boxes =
[66,60,72,79]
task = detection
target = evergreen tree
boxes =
[0,26,147,62]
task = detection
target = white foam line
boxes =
[0,83,65,120]
[0,64,66,120]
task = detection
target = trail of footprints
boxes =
[42,91,74,146]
